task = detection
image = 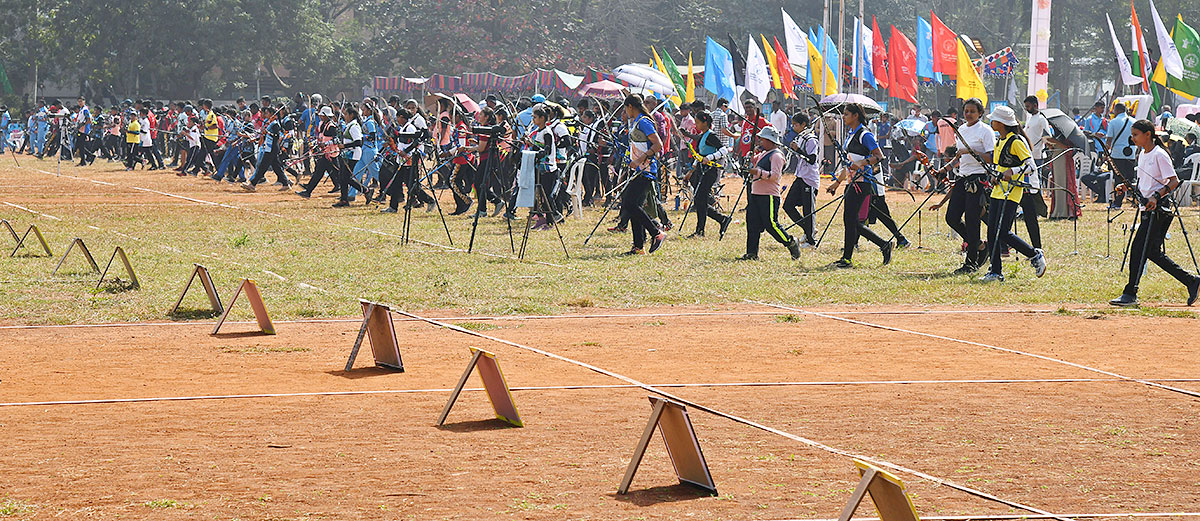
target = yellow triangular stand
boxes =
[438,348,522,427]
[344,300,404,372]
[618,396,717,495]
[836,460,921,521]
[96,246,139,290]
[170,264,223,316]
[211,279,275,335]
[10,223,51,257]
[53,238,100,275]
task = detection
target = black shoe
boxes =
[327,187,340,194]
[620,248,645,256]
[295,190,311,198]
[1109,294,1139,307]
[896,238,911,249]
[648,232,666,254]
[737,253,758,261]
[953,263,975,274]
[687,230,705,238]
[331,200,350,208]
[881,241,894,265]
[718,218,731,237]
[833,258,853,269]
[1188,277,1200,306]
[787,239,801,260]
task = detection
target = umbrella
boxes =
[454,94,480,114]
[817,93,883,115]
[1164,117,1199,138]
[1041,108,1088,152]
[613,64,677,96]
[894,118,927,137]
[423,92,454,112]
[578,80,625,98]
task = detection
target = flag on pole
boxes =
[956,38,988,105]
[1151,16,1200,100]
[781,9,809,82]
[651,47,683,107]
[807,29,826,95]
[703,37,737,101]
[728,34,747,86]
[1149,0,1185,79]
[917,17,943,82]
[859,17,876,88]
[821,27,840,94]
[931,11,958,77]
[761,34,783,90]
[1108,13,1144,86]
[872,16,889,89]
[745,34,773,102]
[1132,4,1153,93]
[889,25,918,103]
[773,37,796,98]
[686,52,696,103]
[660,49,689,101]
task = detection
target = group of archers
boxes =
[4,88,1197,308]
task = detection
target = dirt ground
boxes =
[2,304,1198,520]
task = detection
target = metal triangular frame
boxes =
[170,264,223,316]
[53,238,99,275]
[9,223,52,257]
[96,246,139,290]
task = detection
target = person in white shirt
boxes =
[1020,96,1050,249]
[1110,118,1200,307]
[333,105,367,208]
[783,112,820,246]
[931,97,995,273]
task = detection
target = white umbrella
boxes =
[613,64,677,97]
[818,93,884,114]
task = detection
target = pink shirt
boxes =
[750,148,785,196]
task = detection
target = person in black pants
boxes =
[742,126,800,260]
[379,109,422,213]
[241,108,292,191]
[826,104,892,268]
[333,105,367,207]
[784,113,820,246]
[1111,119,1200,307]
[930,99,993,273]
[618,94,666,255]
[686,110,731,237]
[295,106,338,197]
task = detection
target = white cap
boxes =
[987,105,1019,127]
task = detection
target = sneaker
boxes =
[607,225,627,233]
[833,258,853,269]
[896,238,911,249]
[980,272,1005,282]
[787,239,802,260]
[272,181,284,187]
[491,201,507,217]
[1029,249,1047,278]
[620,248,645,256]
[380,207,398,213]
[327,187,340,194]
[332,200,350,208]
[503,212,519,221]
[881,241,894,266]
[737,253,758,261]
[473,210,488,218]
[718,218,731,237]
[295,190,311,198]
[278,184,292,191]
[426,202,436,213]
[799,241,817,249]
[687,231,705,238]
[240,182,256,192]
[1188,276,1199,306]
[648,232,666,254]
[1109,294,1139,307]
[953,263,976,274]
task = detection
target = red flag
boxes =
[772,36,796,99]
[889,25,918,103]
[872,16,889,89]
[930,11,957,77]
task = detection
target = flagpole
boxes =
[838,0,846,95]
[857,0,864,95]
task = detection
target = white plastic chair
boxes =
[1179,153,1200,206]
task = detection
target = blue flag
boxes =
[856,18,876,88]
[821,27,839,92]
[917,17,943,83]
[704,36,737,101]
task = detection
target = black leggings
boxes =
[301,156,337,192]
[1124,210,1197,297]
[746,194,792,256]
[693,165,727,233]
[842,182,888,260]
[783,180,816,244]
[621,175,660,250]
[946,179,984,257]
[1019,191,1043,249]
[338,158,366,202]
[868,195,905,242]
[985,198,1037,275]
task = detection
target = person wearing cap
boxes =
[242,106,293,191]
[783,112,820,247]
[296,105,342,197]
[980,105,1047,282]
[741,126,801,260]
[827,103,893,268]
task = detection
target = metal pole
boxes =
[857,0,864,95]
[838,0,845,95]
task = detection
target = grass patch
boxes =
[1090,307,1196,319]
[775,314,803,323]
[143,499,179,509]
[0,499,35,516]
[218,346,311,354]
[230,231,251,248]
[454,321,501,331]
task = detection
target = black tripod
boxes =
[401,146,454,247]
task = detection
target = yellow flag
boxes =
[955,39,987,106]
[807,38,825,96]
[686,52,696,103]
[651,47,682,107]
[1151,26,1197,101]
[762,35,782,89]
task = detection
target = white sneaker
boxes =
[240,182,256,192]
[799,242,817,249]
[981,272,1005,282]
[1029,249,1047,278]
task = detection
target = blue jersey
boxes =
[362,118,379,150]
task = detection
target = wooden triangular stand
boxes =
[96,246,139,290]
[10,223,51,257]
[618,396,716,495]
[344,300,404,372]
[1,219,18,245]
[438,348,522,427]
[170,264,223,316]
[53,238,100,275]
[211,279,275,335]
[836,460,921,521]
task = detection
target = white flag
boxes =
[1108,14,1143,86]
[781,9,809,80]
[1149,0,1184,79]
[852,17,861,80]
[745,34,772,102]
[1008,76,1020,106]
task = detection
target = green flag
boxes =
[0,63,14,96]
[659,50,687,102]
[1170,16,1200,98]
